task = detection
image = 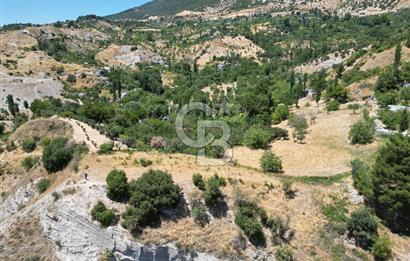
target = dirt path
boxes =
[55,117,110,153]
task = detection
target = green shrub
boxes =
[243,125,273,149]
[271,127,289,140]
[122,170,181,232]
[21,156,40,171]
[138,158,153,167]
[348,103,360,114]
[42,137,73,173]
[326,99,340,112]
[351,159,374,201]
[275,246,294,261]
[36,178,51,193]
[0,122,5,135]
[372,235,392,261]
[347,208,378,250]
[266,216,289,243]
[349,119,375,144]
[234,200,266,246]
[21,137,36,152]
[192,174,206,191]
[203,175,226,207]
[272,104,289,124]
[91,201,117,228]
[66,74,77,83]
[191,204,209,226]
[260,151,283,173]
[98,142,114,155]
[106,169,129,202]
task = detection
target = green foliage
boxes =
[191,204,209,226]
[234,200,266,246]
[349,117,375,144]
[122,170,181,232]
[272,104,289,124]
[372,135,410,234]
[348,103,361,114]
[91,201,117,228]
[36,178,51,194]
[98,142,114,155]
[275,246,294,261]
[347,208,378,250]
[42,137,73,173]
[203,174,226,207]
[21,137,36,153]
[0,122,5,135]
[66,74,77,83]
[322,197,349,235]
[21,156,40,171]
[106,169,129,202]
[371,235,392,261]
[266,216,290,244]
[281,180,294,199]
[192,174,206,191]
[260,151,283,173]
[351,159,374,201]
[326,99,340,112]
[243,125,274,149]
[271,127,289,140]
[138,158,153,167]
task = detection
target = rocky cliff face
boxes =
[1,179,220,261]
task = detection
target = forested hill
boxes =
[107,0,409,20]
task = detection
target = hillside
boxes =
[108,0,410,20]
[1,4,410,261]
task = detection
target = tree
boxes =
[351,159,374,201]
[42,137,73,173]
[260,151,283,173]
[243,125,273,149]
[272,104,289,124]
[398,109,409,132]
[23,100,29,110]
[0,122,5,135]
[372,135,410,234]
[393,43,402,73]
[91,201,117,228]
[326,99,340,112]
[312,70,327,105]
[235,200,266,246]
[122,170,181,232]
[6,95,19,117]
[349,118,375,144]
[106,169,129,202]
[347,208,378,250]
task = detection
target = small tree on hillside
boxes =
[42,137,73,173]
[347,208,378,250]
[260,151,283,173]
[106,169,129,202]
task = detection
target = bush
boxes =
[243,125,273,149]
[351,159,374,201]
[266,216,290,243]
[260,151,283,173]
[192,174,206,191]
[271,127,289,140]
[106,169,129,202]
[6,141,17,152]
[347,208,378,250]
[191,204,209,226]
[21,156,40,171]
[282,180,294,199]
[91,201,117,228]
[348,103,360,114]
[234,200,266,246]
[372,235,392,261]
[138,158,153,167]
[372,135,410,233]
[42,137,73,173]
[349,119,375,144]
[0,122,5,135]
[326,99,340,112]
[21,137,36,152]
[275,246,294,261]
[36,178,51,193]
[203,175,226,207]
[98,142,114,155]
[122,170,181,232]
[272,104,289,124]
[66,74,77,83]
